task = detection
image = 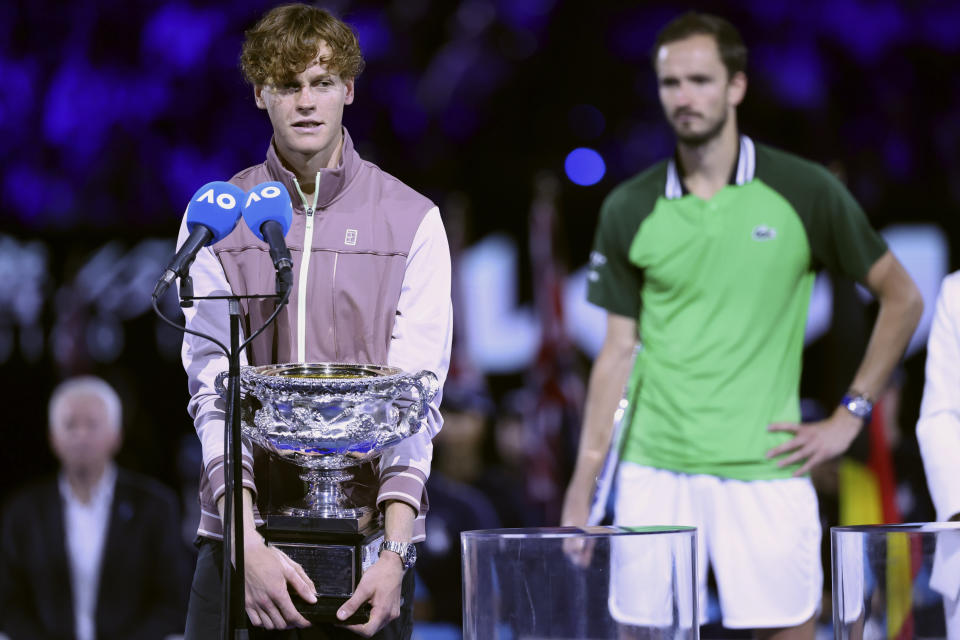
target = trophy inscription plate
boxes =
[272,543,356,596]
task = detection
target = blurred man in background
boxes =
[0,376,187,640]
[562,11,922,639]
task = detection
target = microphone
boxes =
[154,181,245,299]
[242,182,294,296]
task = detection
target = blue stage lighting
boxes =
[564,148,605,186]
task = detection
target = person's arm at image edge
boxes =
[917,274,960,522]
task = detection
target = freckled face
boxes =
[255,44,355,167]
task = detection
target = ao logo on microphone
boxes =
[194,186,239,210]
[244,184,283,208]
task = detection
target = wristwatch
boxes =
[379,539,417,570]
[840,391,874,421]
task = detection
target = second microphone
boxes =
[242,181,295,298]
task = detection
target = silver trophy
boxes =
[216,362,438,623]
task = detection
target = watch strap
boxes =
[380,539,416,569]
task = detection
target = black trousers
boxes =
[184,538,415,639]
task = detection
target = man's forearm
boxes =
[379,500,416,571]
[567,342,635,495]
[383,500,416,543]
[849,277,923,400]
[217,488,262,548]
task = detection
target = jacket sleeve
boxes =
[377,206,452,540]
[0,495,52,640]
[917,271,960,522]
[126,487,189,640]
[178,214,258,506]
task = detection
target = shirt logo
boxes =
[345,229,358,246]
[588,251,606,281]
[751,225,777,241]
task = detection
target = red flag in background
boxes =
[522,173,585,525]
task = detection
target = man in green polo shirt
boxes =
[561,11,923,639]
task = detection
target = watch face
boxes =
[844,395,871,417]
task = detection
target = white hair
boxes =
[48,376,122,435]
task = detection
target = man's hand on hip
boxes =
[766,407,864,476]
[336,553,406,637]
[243,533,316,630]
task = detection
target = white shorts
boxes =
[610,463,822,630]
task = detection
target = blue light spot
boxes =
[4,165,46,221]
[920,6,960,52]
[350,10,392,61]
[43,63,115,163]
[817,0,904,63]
[119,79,171,122]
[756,43,825,109]
[565,148,605,186]
[498,0,556,29]
[142,5,225,73]
[0,58,36,147]
[163,148,231,208]
[3,165,74,227]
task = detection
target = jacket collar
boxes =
[264,127,360,211]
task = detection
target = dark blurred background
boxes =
[1,0,958,633]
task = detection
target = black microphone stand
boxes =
[153,273,289,640]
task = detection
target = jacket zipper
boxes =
[293,173,320,362]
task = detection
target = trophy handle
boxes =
[214,371,228,400]
[214,370,251,404]
[398,370,438,436]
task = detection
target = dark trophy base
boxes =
[263,512,383,625]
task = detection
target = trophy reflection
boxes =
[217,363,438,624]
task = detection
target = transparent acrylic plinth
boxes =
[832,522,960,640]
[462,526,698,639]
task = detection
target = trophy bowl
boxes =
[216,362,438,519]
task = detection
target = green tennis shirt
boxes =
[587,136,887,480]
